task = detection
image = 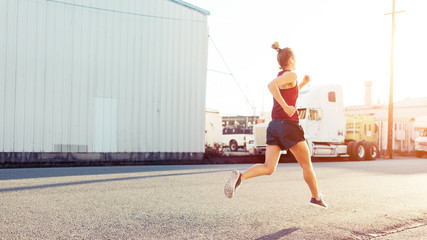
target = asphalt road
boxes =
[1,158,426,239]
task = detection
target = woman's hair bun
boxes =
[271,42,281,52]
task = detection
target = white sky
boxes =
[186,0,427,116]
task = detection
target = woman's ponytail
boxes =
[271,42,281,52]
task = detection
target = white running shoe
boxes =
[224,170,241,198]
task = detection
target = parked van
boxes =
[414,116,427,158]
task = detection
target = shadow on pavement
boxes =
[255,227,300,240]
[0,169,230,193]
[0,165,234,181]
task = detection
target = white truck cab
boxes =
[297,84,347,157]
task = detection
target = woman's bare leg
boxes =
[289,141,319,199]
[241,144,282,181]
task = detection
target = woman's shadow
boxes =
[255,228,299,240]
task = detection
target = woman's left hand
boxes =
[302,75,311,85]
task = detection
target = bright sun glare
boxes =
[187,0,427,115]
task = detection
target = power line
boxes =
[207,68,232,75]
[208,35,255,112]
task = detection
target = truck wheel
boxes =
[416,151,424,158]
[351,141,366,161]
[365,142,378,160]
[347,141,355,156]
[230,140,238,152]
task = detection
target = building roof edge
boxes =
[168,0,210,16]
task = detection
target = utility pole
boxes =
[384,0,404,159]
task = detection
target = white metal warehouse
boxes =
[0,0,209,164]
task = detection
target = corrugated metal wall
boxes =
[0,0,208,156]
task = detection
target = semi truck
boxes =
[253,84,379,160]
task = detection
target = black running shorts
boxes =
[266,120,306,150]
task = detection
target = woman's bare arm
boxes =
[267,71,298,117]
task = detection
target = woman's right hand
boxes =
[284,105,297,117]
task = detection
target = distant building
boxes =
[345,97,427,154]
[345,97,427,120]
[222,115,259,135]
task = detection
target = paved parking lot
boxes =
[1,158,426,239]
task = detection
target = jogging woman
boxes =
[224,42,328,209]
